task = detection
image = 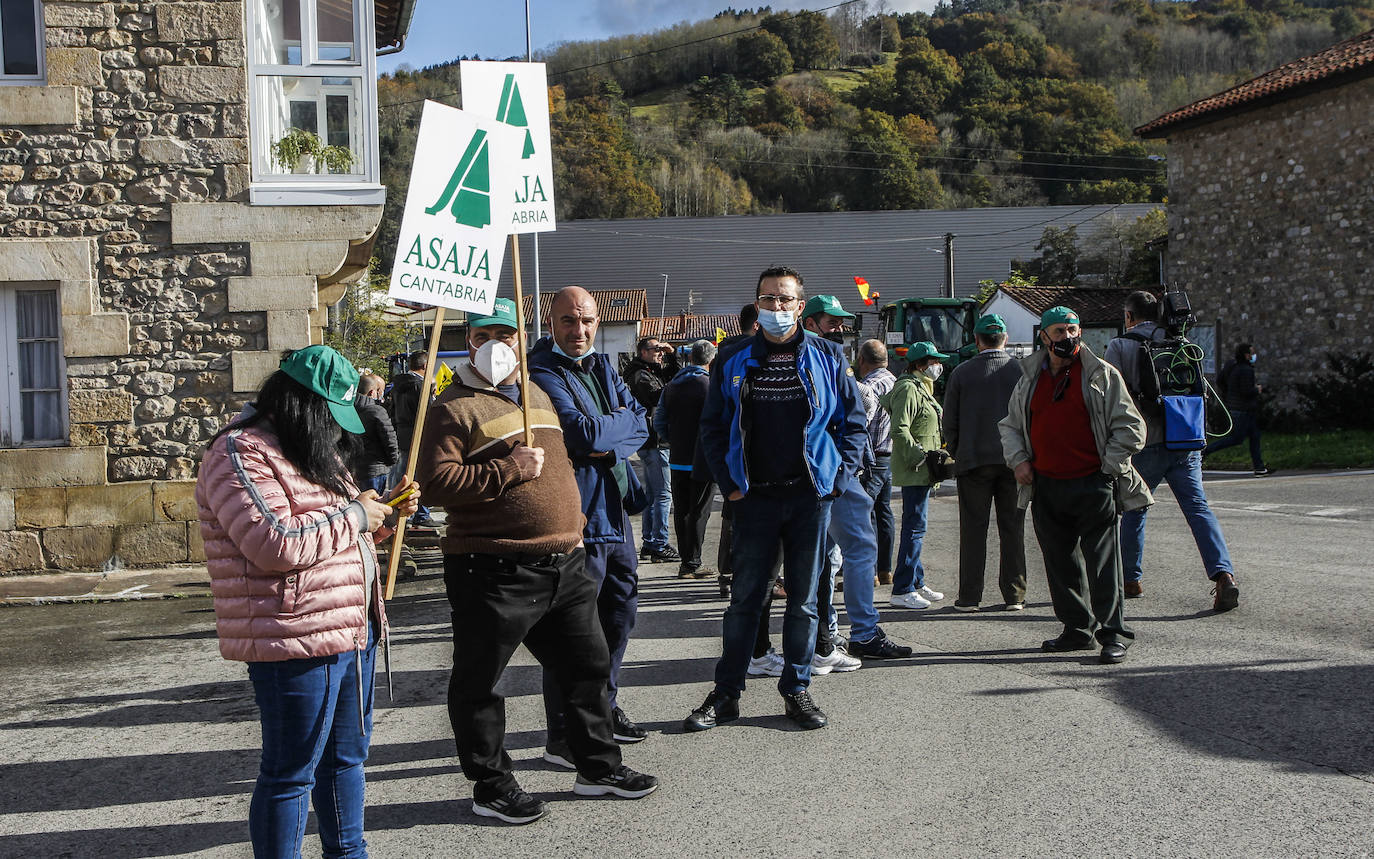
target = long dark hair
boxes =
[215,370,362,498]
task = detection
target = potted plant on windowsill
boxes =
[271,128,356,175]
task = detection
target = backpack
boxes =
[1122,331,1208,449]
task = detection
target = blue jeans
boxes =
[864,456,895,576]
[638,447,671,552]
[365,475,387,495]
[827,478,880,642]
[1203,409,1265,470]
[248,622,377,859]
[1121,446,1233,583]
[893,484,932,595]
[715,487,830,696]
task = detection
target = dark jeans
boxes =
[247,622,376,859]
[1203,409,1265,469]
[544,515,639,736]
[864,455,895,576]
[1031,473,1134,647]
[714,487,830,696]
[956,464,1027,606]
[444,550,620,801]
[671,470,714,571]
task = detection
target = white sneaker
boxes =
[812,648,861,675]
[1004,602,1026,611]
[916,585,944,602]
[747,649,784,677]
[890,591,932,609]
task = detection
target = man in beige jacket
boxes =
[999,306,1151,664]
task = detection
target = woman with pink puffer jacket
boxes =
[197,345,419,859]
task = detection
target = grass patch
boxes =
[1204,429,1374,471]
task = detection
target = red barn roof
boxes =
[520,289,647,325]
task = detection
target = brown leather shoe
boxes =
[1124,580,1143,598]
[876,571,893,586]
[1212,573,1240,612]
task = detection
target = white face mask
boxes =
[472,340,519,386]
[758,309,796,337]
[922,363,943,381]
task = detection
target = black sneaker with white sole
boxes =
[542,737,576,770]
[473,788,549,825]
[612,706,648,743]
[846,629,913,659]
[573,765,659,798]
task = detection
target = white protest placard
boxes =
[389,100,521,314]
[460,61,557,234]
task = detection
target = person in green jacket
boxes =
[882,341,948,610]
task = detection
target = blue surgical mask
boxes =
[1248,354,1257,364]
[758,309,796,337]
[552,341,594,363]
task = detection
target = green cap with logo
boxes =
[468,297,519,330]
[279,345,365,434]
[1040,306,1080,329]
[903,341,950,361]
[974,313,1007,335]
[801,294,855,321]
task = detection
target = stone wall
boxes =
[1165,77,1373,404]
[0,1,382,573]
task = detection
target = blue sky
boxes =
[380,1,939,74]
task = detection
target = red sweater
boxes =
[1029,359,1101,479]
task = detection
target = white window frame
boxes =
[0,283,69,448]
[0,0,46,86]
[245,0,384,205]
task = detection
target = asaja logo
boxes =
[425,129,491,228]
[496,73,535,160]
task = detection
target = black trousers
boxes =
[956,464,1028,606]
[1030,473,1134,647]
[444,549,620,801]
[671,470,715,570]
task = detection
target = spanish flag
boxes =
[854,276,879,306]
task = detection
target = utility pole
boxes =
[659,273,669,317]
[944,232,956,299]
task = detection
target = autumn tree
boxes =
[551,85,662,220]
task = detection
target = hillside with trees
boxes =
[374,0,1372,263]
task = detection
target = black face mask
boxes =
[822,331,845,344]
[1049,335,1080,359]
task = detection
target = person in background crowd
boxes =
[529,286,652,750]
[198,345,419,856]
[654,339,718,579]
[942,315,1027,612]
[352,373,399,496]
[882,341,949,611]
[388,351,436,527]
[855,339,897,588]
[623,336,680,563]
[716,303,760,598]
[1204,342,1270,477]
[417,298,657,826]
[999,306,1149,665]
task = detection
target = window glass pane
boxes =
[1,0,40,76]
[252,0,301,64]
[15,290,57,338]
[19,341,60,389]
[22,392,62,441]
[255,76,364,176]
[316,0,356,62]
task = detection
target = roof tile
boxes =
[520,289,648,324]
[996,284,1158,326]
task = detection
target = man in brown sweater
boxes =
[415,298,657,825]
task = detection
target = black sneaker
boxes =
[473,788,548,825]
[611,706,648,743]
[1253,467,1272,477]
[542,737,576,770]
[782,690,828,730]
[847,629,913,659]
[683,689,739,732]
[573,765,659,798]
[650,545,681,563]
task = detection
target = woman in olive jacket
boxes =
[882,341,949,610]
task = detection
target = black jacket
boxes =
[352,395,400,483]
[388,372,424,449]
[621,356,673,449]
[658,366,711,480]
[1219,360,1260,411]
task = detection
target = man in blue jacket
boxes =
[683,266,868,732]
[529,286,651,759]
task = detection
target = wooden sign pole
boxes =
[510,233,534,444]
[384,305,445,601]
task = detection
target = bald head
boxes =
[549,285,600,358]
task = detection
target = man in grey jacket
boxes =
[999,306,1150,665]
[942,314,1026,612]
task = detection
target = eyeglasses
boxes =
[758,294,799,308]
[1052,368,1073,402]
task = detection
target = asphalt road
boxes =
[1,471,1371,858]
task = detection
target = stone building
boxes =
[1136,29,1373,403]
[0,0,418,573]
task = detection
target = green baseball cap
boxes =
[1040,305,1080,329]
[801,294,855,321]
[279,345,365,434]
[974,313,1006,335]
[468,297,518,330]
[903,341,950,361]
